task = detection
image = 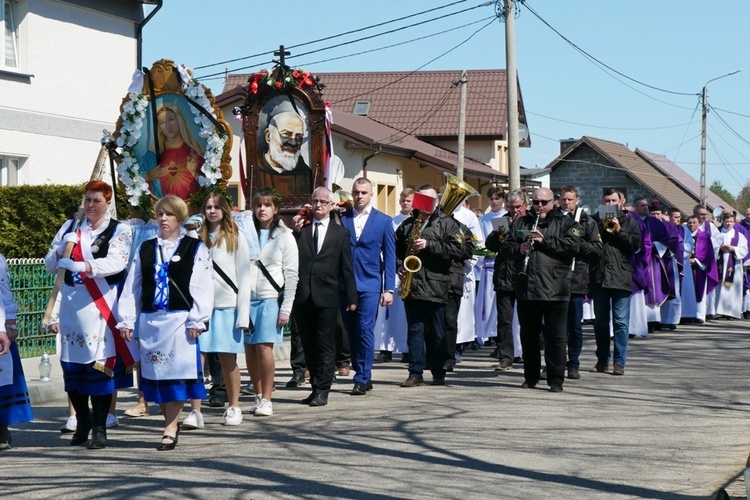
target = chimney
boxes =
[559,138,577,155]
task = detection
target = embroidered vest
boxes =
[139,236,200,312]
[64,219,126,286]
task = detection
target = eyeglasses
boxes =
[532,199,553,206]
[311,199,331,205]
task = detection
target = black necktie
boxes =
[313,222,321,254]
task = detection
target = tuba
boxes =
[439,172,479,215]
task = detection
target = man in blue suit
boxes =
[341,178,396,395]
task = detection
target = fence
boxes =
[7,258,57,358]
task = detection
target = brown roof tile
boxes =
[224,69,509,139]
[547,136,735,215]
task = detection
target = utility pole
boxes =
[700,69,741,207]
[456,70,467,181]
[503,0,520,191]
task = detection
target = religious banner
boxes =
[235,48,327,208]
[113,59,233,217]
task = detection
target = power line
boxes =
[524,109,697,131]
[708,105,750,148]
[195,2,492,80]
[193,0,471,71]
[297,17,494,69]
[329,17,496,105]
[522,0,696,97]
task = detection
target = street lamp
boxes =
[700,69,741,207]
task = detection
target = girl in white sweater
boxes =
[244,189,299,416]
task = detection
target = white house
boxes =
[0,0,156,186]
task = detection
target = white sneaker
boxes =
[222,406,243,426]
[181,409,204,430]
[60,415,77,433]
[254,399,273,417]
[106,413,119,428]
[249,395,262,415]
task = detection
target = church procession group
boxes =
[0,176,749,452]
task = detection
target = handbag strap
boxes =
[212,261,238,293]
[256,260,283,294]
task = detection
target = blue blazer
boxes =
[341,208,396,294]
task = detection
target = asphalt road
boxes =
[4,319,750,499]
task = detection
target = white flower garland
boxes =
[116,65,227,206]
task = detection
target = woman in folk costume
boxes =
[0,253,33,450]
[118,195,213,451]
[44,180,135,450]
[244,189,298,417]
[715,213,748,319]
[182,192,251,429]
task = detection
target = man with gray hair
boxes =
[484,189,527,371]
[258,110,312,193]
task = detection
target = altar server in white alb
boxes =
[118,195,214,451]
[714,213,748,319]
[0,253,33,450]
[475,186,506,345]
[45,180,135,450]
[452,200,482,349]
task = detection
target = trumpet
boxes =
[399,211,423,300]
[604,214,618,233]
[518,211,541,277]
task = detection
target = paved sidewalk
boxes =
[4,320,750,499]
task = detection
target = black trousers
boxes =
[297,298,339,393]
[517,300,568,389]
[288,308,307,377]
[495,290,517,363]
[205,352,226,402]
[444,293,461,359]
[335,309,351,369]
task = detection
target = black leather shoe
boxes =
[567,366,580,379]
[366,381,373,391]
[156,434,178,451]
[351,383,367,395]
[520,381,537,389]
[400,376,423,388]
[431,377,446,386]
[309,393,329,406]
[87,426,107,450]
[70,417,92,447]
[286,374,305,388]
[374,351,392,363]
[209,397,226,408]
[301,391,317,404]
[549,385,563,393]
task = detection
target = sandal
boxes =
[124,404,150,418]
[156,434,178,451]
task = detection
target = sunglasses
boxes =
[532,199,553,206]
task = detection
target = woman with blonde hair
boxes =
[182,192,251,429]
[118,195,213,450]
[244,189,298,416]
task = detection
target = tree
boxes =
[735,183,750,212]
[710,180,735,206]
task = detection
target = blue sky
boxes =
[142,0,750,195]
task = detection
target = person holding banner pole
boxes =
[45,180,135,450]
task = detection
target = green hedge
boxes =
[0,185,131,259]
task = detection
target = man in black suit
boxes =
[295,186,358,406]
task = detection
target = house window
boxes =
[0,156,21,186]
[2,1,19,69]
[226,183,240,209]
[376,183,396,216]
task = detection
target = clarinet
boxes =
[518,211,541,277]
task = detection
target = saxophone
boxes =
[399,211,424,300]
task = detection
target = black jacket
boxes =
[395,209,472,304]
[448,219,476,296]
[589,210,641,292]
[565,210,603,295]
[485,217,516,293]
[502,208,581,302]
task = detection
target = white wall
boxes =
[0,0,139,185]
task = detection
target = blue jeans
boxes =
[592,288,631,367]
[403,299,447,380]
[566,294,584,369]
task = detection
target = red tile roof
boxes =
[223,69,509,139]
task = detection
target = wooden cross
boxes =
[274,45,290,67]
